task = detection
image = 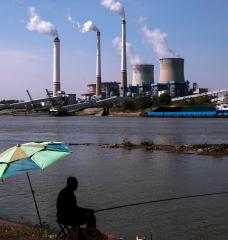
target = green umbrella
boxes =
[0,141,71,227]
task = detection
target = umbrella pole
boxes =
[26,172,42,228]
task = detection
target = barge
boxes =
[146,104,228,117]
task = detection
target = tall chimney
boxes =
[53,37,60,97]
[96,31,101,97]
[121,19,127,90]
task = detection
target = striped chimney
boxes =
[53,37,60,96]
[96,31,101,97]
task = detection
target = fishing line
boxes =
[95,191,228,213]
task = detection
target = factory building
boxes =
[192,82,208,94]
[125,58,188,98]
[149,58,187,97]
[80,56,192,99]
[151,81,189,98]
[81,82,120,100]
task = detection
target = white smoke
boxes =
[68,16,99,33]
[80,21,100,33]
[112,36,145,65]
[83,21,99,33]
[67,15,80,29]
[142,25,180,59]
[27,7,58,37]
[101,0,125,19]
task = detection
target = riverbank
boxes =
[0,218,51,240]
[0,108,143,117]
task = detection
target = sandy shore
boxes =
[73,108,142,117]
[0,108,143,117]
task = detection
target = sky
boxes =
[0,0,228,100]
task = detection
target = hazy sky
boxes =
[1,0,228,100]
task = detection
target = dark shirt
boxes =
[56,186,78,222]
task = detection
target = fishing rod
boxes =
[95,191,228,213]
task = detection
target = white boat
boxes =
[216,103,228,116]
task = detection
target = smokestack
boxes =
[53,37,60,96]
[96,31,101,97]
[121,19,127,89]
[159,58,184,84]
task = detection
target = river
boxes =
[0,116,228,239]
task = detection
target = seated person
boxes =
[57,176,95,226]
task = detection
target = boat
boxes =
[146,106,216,117]
[215,103,228,116]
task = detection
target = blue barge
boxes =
[146,105,228,117]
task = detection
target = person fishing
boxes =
[56,176,96,227]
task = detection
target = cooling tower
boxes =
[53,37,60,97]
[159,58,184,84]
[96,31,101,97]
[132,64,154,86]
[121,19,127,89]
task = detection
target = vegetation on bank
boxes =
[103,139,228,155]
[174,95,214,107]
[111,93,172,111]
[110,94,215,112]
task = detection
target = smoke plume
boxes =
[67,15,80,29]
[81,21,99,33]
[101,0,125,19]
[27,7,58,37]
[142,25,180,59]
[112,37,144,65]
[68,16,99,33]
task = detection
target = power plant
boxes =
[121,19,127,90]
[3,4,217,116]
[132,64,154,86]
[159,58,185,84]
[96,31,102,97]
[53,37,61,97]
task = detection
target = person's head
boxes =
[67,176,78,191]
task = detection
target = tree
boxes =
[159,93,171,105]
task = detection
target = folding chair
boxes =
[56,220,79,239]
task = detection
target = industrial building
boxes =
[81,82,120,100]
[151,81,189,97]
[124,58,188,98]
[80,58,190,99]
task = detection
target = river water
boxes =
[0,116,228,239]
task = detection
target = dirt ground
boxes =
[0,218,55,240]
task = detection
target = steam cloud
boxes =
[142,25,180,59]
[68,16,99,33]
[81,21,100,33]
[67,15,80,29]
[112,37,145,65]
[101,0,125,19]
[27,7,58,37]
